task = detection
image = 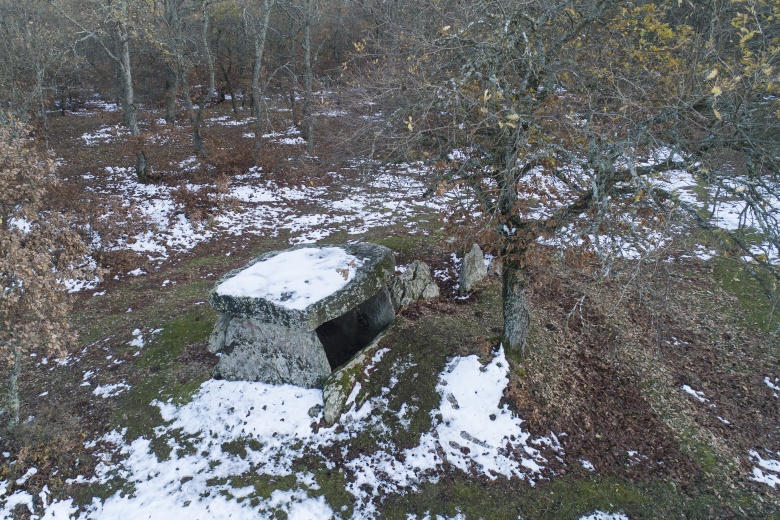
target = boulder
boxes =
[459,243,487,295]
[389,260,440,310]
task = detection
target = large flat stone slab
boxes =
[209,243,394,331]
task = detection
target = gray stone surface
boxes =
[207,313,231,354]
[207,242,397,388]
[322,331,388,426]
[211,316,332,388]
[459,243,488,295]
[389,260,440,310]
[209,242,395,331]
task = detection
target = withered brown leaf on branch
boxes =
[0,123,94,430]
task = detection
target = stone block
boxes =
[459,243,487,295]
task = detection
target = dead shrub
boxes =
[170,175,234,222]
[204,133,255,177]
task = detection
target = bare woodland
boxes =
[1,0,779,517]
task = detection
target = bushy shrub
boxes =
[0,123,93,430]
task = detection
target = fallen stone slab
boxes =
[322,327,392,426]
[208,243,395,388]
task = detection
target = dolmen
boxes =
[208,243,395,388]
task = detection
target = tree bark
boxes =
[164,64,178,125]
[6,340,21,431]
[116,0,147,183]
[497,145,530,356]
[247,0,275,164]
[301,0,315,154]
[501,258,530,357]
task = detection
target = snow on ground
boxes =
[216,247,363,309]
[749,450,780,488]
[67,158,443,286]
[70,121,779,298]
[579,512,629,520]
[81,125,129,146]
[92,382,130,398]
[1,348,559,518]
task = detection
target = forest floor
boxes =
[0,91,779,519]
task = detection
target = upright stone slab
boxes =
[208,243,395,388]
[459,243,488,295]
[389,260,440,310]
[214,318,332,387]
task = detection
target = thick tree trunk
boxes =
[497,153,530,356]
[501,259,531,357]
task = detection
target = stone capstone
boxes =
[207,242,396,388]
[389,260,440,310]
[209,242,395,331]
[459,243,488,295]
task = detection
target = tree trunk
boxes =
[164,65,178,125]
[301,0,314,155]
[248,1,275,164]
[497,149,529,356]
[58,85,67,116]
[117,1,147,183]
[36,66,49,149]
[6,341,21,431]
[202,0,216,105]
[193,0,216,158]
[501,259,530,357]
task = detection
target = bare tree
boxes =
[361,0,780,354]
[0,1,77,145]
[243,0,277,163]
[52,0,149,182]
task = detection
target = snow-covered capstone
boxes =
[208,243,395,388]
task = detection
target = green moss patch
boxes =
[713,257,779,333]
[110,308,215,441]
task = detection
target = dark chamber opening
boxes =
[315,289,395,370]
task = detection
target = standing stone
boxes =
[212,316,332,388]
[459,243,488,295]
[389,260,440,310]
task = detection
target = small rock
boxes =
[308,404,323,418]
[389,260,440,310]
[459,243,488,295]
